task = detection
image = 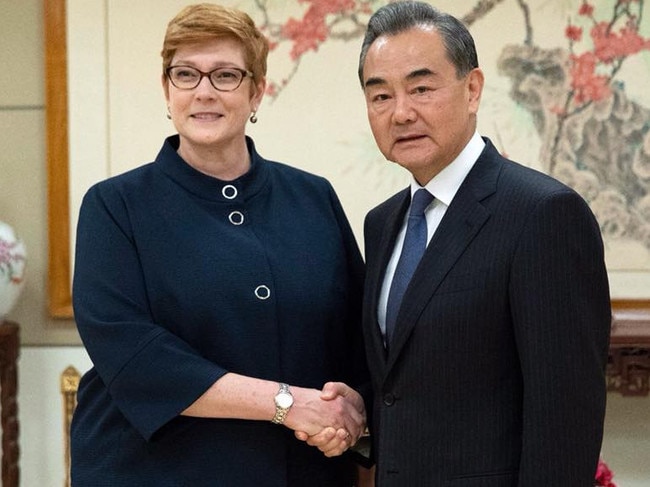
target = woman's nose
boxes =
[194,75,217,98]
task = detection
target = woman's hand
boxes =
[291,382,367,457]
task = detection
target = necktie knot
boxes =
[409,189,434,217]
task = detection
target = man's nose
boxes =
[392,93,417,124]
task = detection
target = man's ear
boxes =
[467,67,484,114]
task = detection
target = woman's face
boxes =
[163,37,264,153]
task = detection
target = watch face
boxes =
[276,392,293,409]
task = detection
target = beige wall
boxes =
[1,0,649,485]
[0,0,79,345]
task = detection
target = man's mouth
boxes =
[395,134,425,143]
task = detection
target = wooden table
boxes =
[0,322,19,487]
[607,306,650,396]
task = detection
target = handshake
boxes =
[283,382,367,458]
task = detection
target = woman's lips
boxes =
[191,112,223,121]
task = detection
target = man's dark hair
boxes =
[358,1,479,86]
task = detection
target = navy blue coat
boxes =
[71,136,368,486]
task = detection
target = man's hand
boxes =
[293,382,366,457]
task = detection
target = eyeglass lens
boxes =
[168,66,247,91]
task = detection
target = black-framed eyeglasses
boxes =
[165,65,253,92]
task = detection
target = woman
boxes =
[71,4,369,486]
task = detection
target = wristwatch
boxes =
[271,383,294,425]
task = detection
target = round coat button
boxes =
[383,393,395,406]
[228,211,244,225]
[222,185,237,200]
[255,285,271,300]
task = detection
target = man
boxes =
[358,2,611,485]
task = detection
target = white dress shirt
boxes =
[377,132,486,340]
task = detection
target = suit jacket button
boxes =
[383,393,395,406]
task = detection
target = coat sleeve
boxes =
[326,183,375,468]
[73,182,227,441]
[509,188,611,485]
[326,182,370,395]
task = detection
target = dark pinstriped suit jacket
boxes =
[362,138,611,486]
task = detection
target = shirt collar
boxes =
[409,131,485,205]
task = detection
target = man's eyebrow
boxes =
[406,68,434,80]
[364,68,435,89]
[364,76,386,89]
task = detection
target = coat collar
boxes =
[156,135,269,203]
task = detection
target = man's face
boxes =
[362,26,483,185]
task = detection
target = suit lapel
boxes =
[366,190,411,368]
[386,142,502,371]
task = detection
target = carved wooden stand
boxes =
[0,322,19,487]
[607,307,650,396]
[61,366,80,487]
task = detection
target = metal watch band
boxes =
[271,383,292,425]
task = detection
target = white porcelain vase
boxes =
[0,221,27,321]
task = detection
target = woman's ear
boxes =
[162,74,170,102]
[252,76,267,106]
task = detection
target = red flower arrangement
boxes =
[595,457,616,487]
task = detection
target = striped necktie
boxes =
[385,188,434,346]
